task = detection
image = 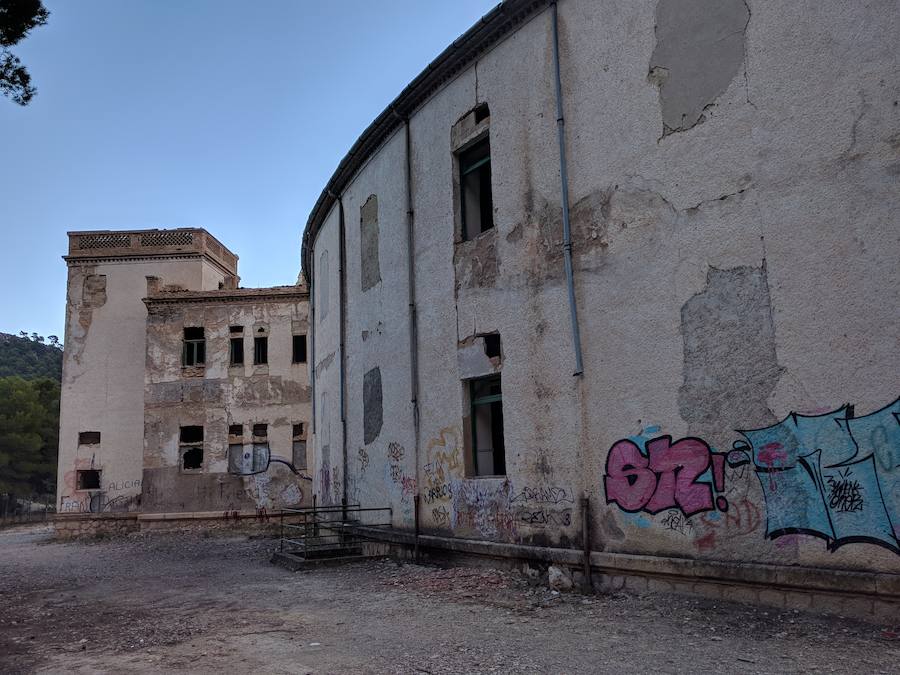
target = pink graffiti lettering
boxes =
[604,435,727,517]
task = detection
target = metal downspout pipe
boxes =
[551,1,584,376]
[396,111,422,560]
[331,190,349,516]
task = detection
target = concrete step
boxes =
[271,550,377,572]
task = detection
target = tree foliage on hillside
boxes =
[0,331,62,380]
[0,376,58,497]
[0,0,49,105]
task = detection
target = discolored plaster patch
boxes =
[454,227,500,290]
[649,0,750,136]
[678,264,783,451]
[82,274,107,308]
[363,366,383,445]
[360,194,382,292]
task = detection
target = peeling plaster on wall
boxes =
[363,366,383,445]
[360,194,382,292]
[649,0,750,136]
[82,274,107,308]
[678,264,783,451]
[454,228,500,290]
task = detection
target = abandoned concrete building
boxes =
[300,0,900,616]
[57,228,311,523]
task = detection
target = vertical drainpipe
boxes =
[396,110,421,557]
[332,190,349,516]
[308,241,316,441]
[551,0,584,377]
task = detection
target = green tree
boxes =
[1,0,49,105]
[0,376,58,497]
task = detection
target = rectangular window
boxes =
[292,423,307,470]
[254,336,268,365]
[76,469,101,490]
[78,431,101,445]
[228,424,243,437]
[252,423,267,439]
[183,327,205,366]
[230,337,244,365]
[179,425,203,471]
[459,137,493,240]
[292,334,307,363]
[470,375,505,477]
[179,425,203,444]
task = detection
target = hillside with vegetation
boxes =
[0,333,62,501]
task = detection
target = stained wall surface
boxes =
[307,0,900,574]
[142,290,312,513]
[57,230,235,514]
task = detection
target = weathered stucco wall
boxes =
[308,0,899,576]
[57,249,228,514]
[143,292,311,513]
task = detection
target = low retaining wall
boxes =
[354,526,900,622]
[54,510,289,539]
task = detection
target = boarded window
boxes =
[254,336,268,365]
[183,327,205,366]
[360,194,381,291]
[470,375,505,476]
[363,366,383,445]
[78,431,101,445]
[292,334,307,363]
[230,337,244,365]
[76,469,101,490]
[459,137,493,240]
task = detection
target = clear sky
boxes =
[0,0,496,341]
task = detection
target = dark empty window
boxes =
[254,336,268,365]
[482,333,501,359]
[474,103,490,123]
[182,446,203,470]
[470,375,505,477]
[252,423,267,439]
[76,469,101,490]
[228,424,243,437]
[180,425,203,443]
[292,334,307,363]
[230,337,244,365]
[459,137,493,240]
[183,327,205,366]
[229,325,243,333]
[292,423,304,438]
[78,431,101,445]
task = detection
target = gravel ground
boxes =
[0,524,898,674]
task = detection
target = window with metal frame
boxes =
[254,336,268,365]
[183,327,205,366]
[459,137,494,240]
[469,375,505,476]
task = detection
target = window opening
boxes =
[230,337,244,365]
[474,102,490,123]
[78,431,101,445]
[183,327,205,366]
[76,469,101,490]
[292,334,307,363]
[470,375,505,476]
[180,425,203,443]
[252,423,268,439]
[482,333,501,359]
[229,325,243,333]
[459,137,494,240]
[228,424,243,437]
[254,336,268,365]
[182,446,203,470]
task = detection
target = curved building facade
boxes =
[302,0,900,589]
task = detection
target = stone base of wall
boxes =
[54,510,290,539]
[354,527,900,623]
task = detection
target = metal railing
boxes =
[279,503,392,559]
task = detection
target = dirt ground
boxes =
[1,525,898,674]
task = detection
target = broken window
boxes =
[292,334,307,363]
[254,336,268,365]
[183,327,205,366]
[182,446,203,470]
[78,431,101,445]
[482,333,501,359]
[76,469,101,490]
[179,425,203,443]
[230,337,244,365]
[292,423,307,470]
[470,375,505,477]
[459,137,493,240]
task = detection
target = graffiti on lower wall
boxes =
[604,397,900,554]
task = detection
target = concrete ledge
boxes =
[353,526,900,614]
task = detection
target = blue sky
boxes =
[0,0,496,341]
